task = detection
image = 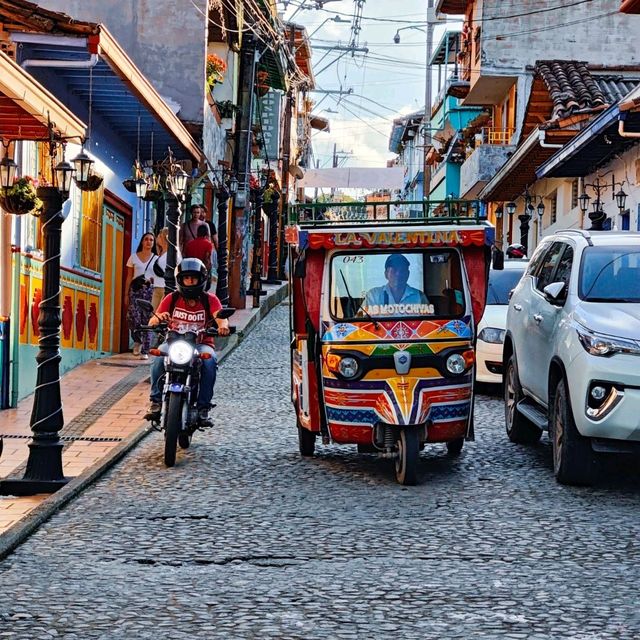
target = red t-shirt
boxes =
[184,237,214,269]
[156,292,223,347]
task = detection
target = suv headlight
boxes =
[576,325,640,357]
[478,327,505,344]
[168,340,194,365]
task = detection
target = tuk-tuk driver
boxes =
[363,254,431,315]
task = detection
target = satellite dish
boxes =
[289,165,304,179]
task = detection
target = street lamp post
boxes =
[248,172,268,308]
[0,157,75,496]
[579,175,627,231]
[506,201,516,244]
[265,182,281,284]
[215,178,235,307]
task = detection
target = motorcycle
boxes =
[138,300,235,467]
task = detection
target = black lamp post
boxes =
[264,182,282,284]
[505,201,516,244]
[163,165,189,295]
[215,180,233,307]
[536,200,546,242]
[0,156,76,496]
[248,171,268,308]
[579,175,628,231]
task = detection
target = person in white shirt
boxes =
[363,254,430,316]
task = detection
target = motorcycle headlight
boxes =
[576,325,640,357]
[168,340,194,365]
[338,356,359,378]
[478,327,505,344]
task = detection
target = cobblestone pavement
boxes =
[1,304,639,639]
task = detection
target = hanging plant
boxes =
[77,171,104,192]
[0,176,43,216]
[216,100,240,119]
[207,53,227,91]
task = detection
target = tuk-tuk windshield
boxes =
[330,249,465,320]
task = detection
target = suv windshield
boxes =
[579,246,640,302]
[487,268,526,305]
[330,249,465,320]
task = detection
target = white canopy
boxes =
[297,167,405,189]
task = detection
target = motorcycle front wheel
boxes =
[164,393,183,467]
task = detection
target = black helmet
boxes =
[175,258,208,299]
[506,243,526,259]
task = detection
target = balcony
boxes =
[459,131,516,198]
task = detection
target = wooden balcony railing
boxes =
[479,127,515,146]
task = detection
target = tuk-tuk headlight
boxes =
[338,356,359,378]
[168,340,193,365]
[446,353,466,375]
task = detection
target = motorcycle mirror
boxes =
[492,247,504,271]
[135,299,154,311]
[216,308,236,320]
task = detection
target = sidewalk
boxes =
[0,282,288,557]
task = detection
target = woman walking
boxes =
[124,231,156,359]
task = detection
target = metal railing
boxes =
[289,199,485,227]
[479,127,515,146]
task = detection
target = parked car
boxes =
[476,259,528,383]
[504,230,640,485]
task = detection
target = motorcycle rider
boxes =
[146,258,230,426]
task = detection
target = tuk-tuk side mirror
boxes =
[492,247,504,270]
[294,252,306,278]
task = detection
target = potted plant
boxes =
[207,54,227,91]
[0,176,43,215]
[77,171,104,192]
[216,100,239,119]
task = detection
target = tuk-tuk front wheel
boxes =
[395,427,419,485]
[297,421,316,457]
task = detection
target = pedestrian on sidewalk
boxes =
[179,204,210,253]
[146,258,230,426]
[184,225,215,291]
[151,228,182,308]
[124,231,156,359]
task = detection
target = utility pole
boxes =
[423,0,435,201]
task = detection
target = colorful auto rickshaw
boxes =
[286,199,494,485]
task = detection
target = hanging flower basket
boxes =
[142,188,162,202]
[207,54,227,91]
[77,172,104,192]
[122,178,137,193]
[0,177,43,216]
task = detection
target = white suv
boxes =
[503,230,640,485]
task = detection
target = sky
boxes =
[280,0,449,170]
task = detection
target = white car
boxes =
[476,259,528,383]
[504,230,640,485]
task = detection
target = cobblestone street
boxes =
[1,303,639,639]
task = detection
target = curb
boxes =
[0,283,288,560]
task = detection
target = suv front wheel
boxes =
[551,378,594,486]
[505,355,542,444]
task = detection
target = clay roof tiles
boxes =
[536,60,607,121]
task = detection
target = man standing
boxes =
[184,225,214,275]
[179,204,210,252]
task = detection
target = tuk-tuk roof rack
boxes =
[289,199,486,227]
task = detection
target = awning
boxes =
[480,128,576,201]
[0,49,85,141]
[536,104,640,179]
[10,29,204,163]
[430,30,461,66]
